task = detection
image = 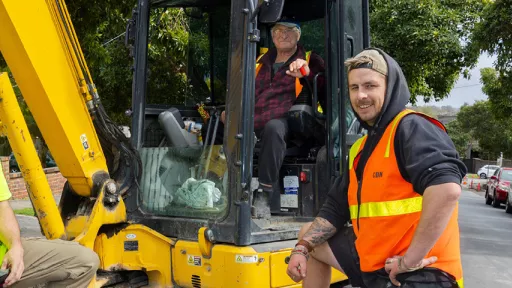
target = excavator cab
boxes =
[126,0,368,249]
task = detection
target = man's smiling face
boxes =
[348,68,387,126]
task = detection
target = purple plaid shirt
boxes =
[254,45,326,131]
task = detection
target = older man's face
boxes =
[271,24,299,51]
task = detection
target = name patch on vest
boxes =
[373,172,383,178]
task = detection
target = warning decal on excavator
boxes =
[235,255,258,264]
[80,134,89,150]
[283,176,299,194]
[187,255,202,266]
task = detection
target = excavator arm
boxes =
[0,0,140,246]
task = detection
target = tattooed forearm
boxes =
[301,217,337,247]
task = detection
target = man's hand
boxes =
[1,243,24,286]
[286,59,309,78]
[286,249,308,282]
[384,255,437,286]
[286,218,336,283]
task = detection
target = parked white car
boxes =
[478,165,500,179]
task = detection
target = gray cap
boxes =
[346,49,388,76]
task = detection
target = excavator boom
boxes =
[0,0,140,248]
[0,0,109,197]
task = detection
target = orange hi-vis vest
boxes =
[348,109,464,287]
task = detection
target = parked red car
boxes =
[485,167,512,211]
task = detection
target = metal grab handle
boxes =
[346,34,354,57]
[313,72,326,120]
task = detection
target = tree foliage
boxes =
[445,119,471,158]
[370,0,484,104]
[472,0,512,122]
[455,101,512,159]
[472,0,512,73]
[480,67,512,122]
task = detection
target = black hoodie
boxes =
[317,48,467,231]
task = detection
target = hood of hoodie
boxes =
[350,48,410,132]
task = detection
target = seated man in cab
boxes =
[202,19,326,219]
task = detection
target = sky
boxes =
[415,52,497,108]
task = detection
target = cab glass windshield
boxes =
[138,5,230,219]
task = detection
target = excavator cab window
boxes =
[134,3,231,219]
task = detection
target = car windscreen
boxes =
[501,170,512,181]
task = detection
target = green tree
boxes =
[456,101,512,159]
[471,0,512,73]
[370,0,484,104]
[480,67,512,122]
[471,0,512,122]
[445,119,471,157]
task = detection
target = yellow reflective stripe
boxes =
[384,109,413,158]
[349,197,423,219]
[255,52,267,76]
[349,136,366,170]
[457,277,463,288]
[317,103,323,114]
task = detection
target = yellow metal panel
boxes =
[173,241,349,288]
[94,224,173,287]
[198,227,213,258]
[0,73,65,240]
[71,191,127,248]
[270,251,300,288]
[0,0,108,197]
[173,241,271,287]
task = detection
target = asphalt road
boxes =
[460,188,512,288]
[16,189,512,287]
[17,215,43,238]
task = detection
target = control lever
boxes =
[299,66,307,77]
[299,66,313,104]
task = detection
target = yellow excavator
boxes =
[0,0,368,287]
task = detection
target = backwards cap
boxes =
[346,49,388,76]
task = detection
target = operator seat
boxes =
[158,107,198,147]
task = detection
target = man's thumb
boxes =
[300,259,307,278]
[424,256,438,266]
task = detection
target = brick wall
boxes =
[0,157,65,199]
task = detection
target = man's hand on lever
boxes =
[286,59,310,78]
[286,217,337,283]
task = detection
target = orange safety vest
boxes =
[348,109,464,287]
[255,50,312,98]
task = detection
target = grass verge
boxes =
[14,208,35,216]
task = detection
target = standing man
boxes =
[0,165,99,287]
[286,48,467,287]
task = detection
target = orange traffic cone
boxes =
[477,183,481,191]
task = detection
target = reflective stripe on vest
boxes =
[349,196,423,220]
[347,109,463,285]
